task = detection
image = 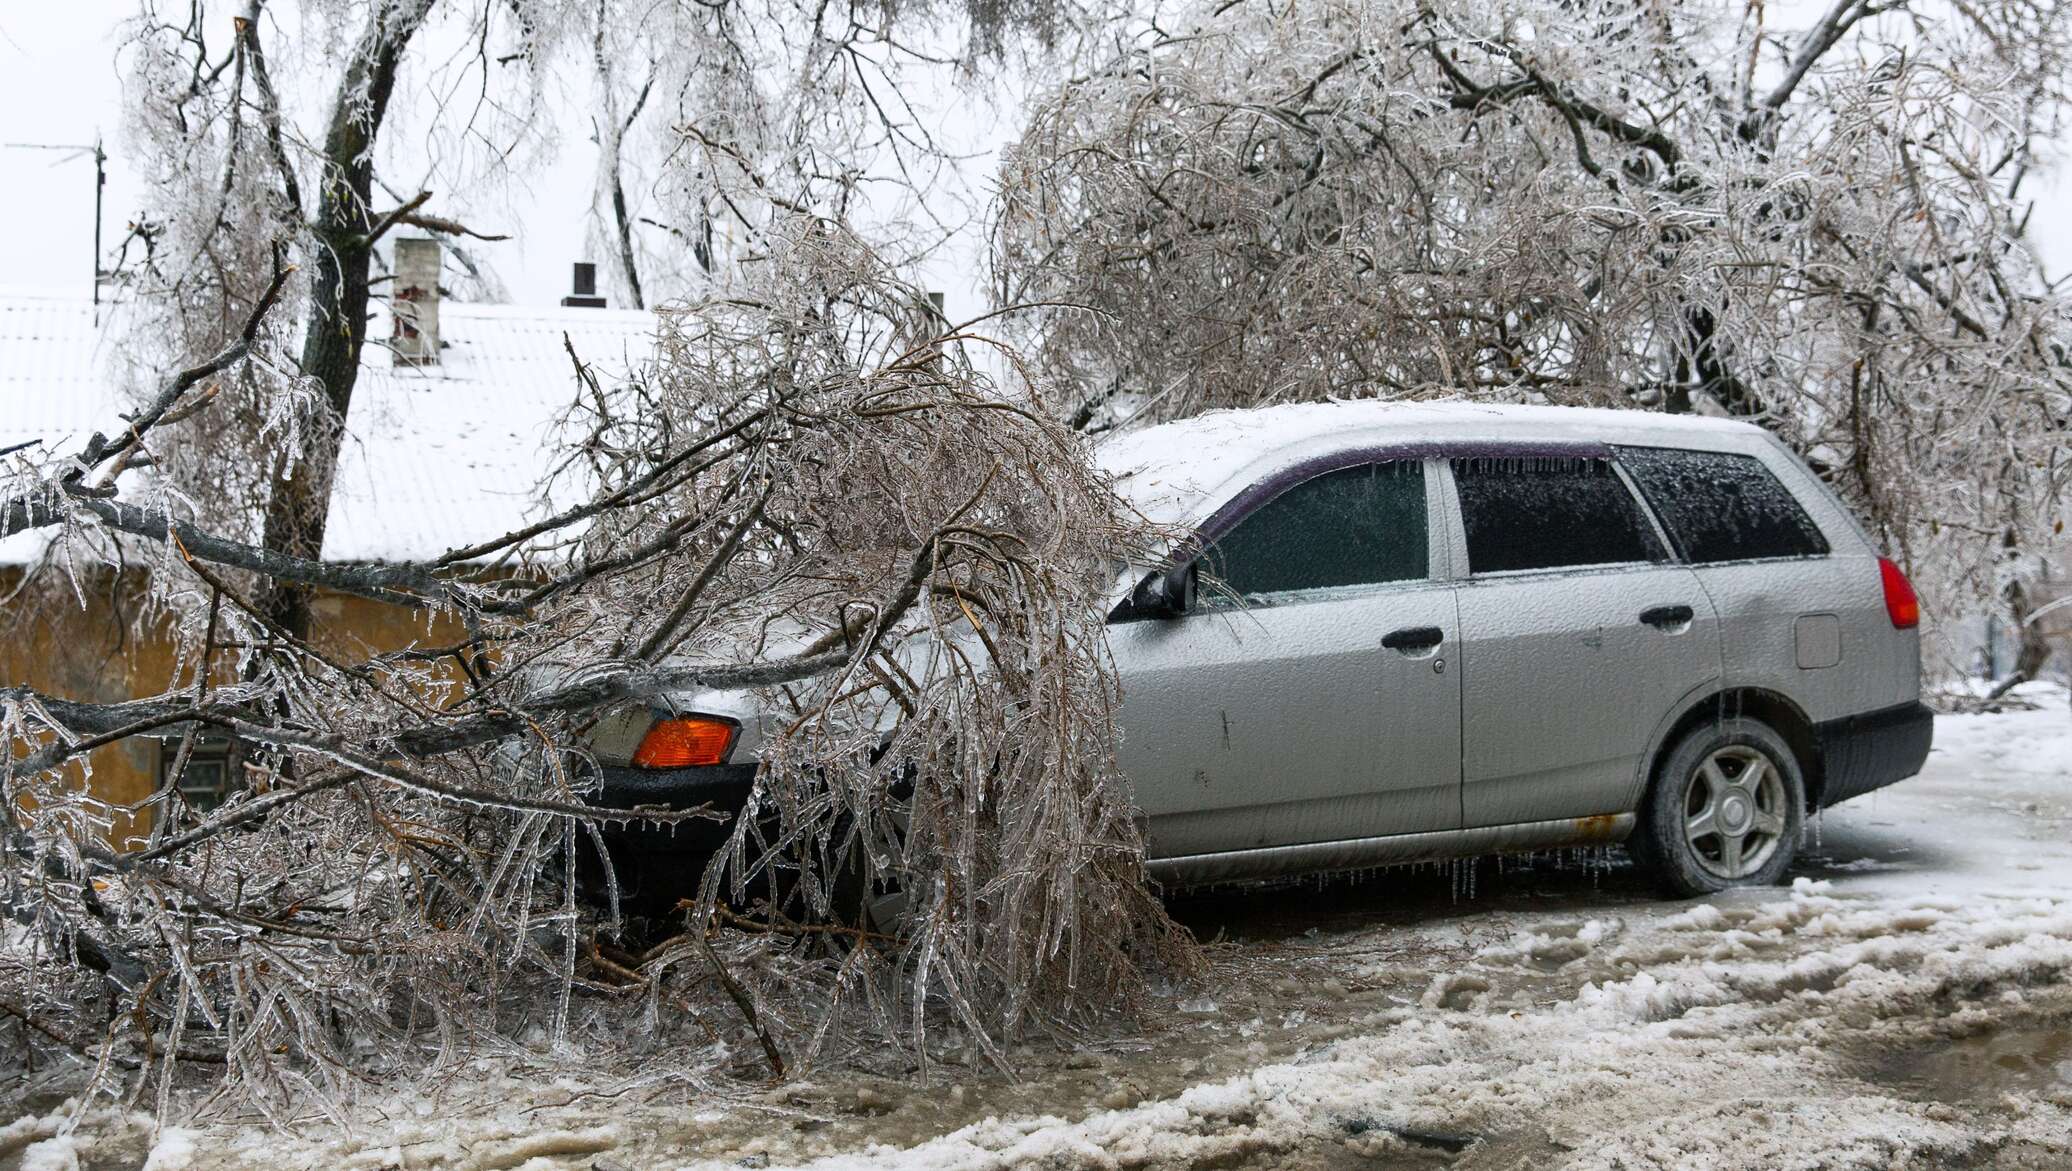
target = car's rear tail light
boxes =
[632,716,736,768]
[1878,557,1920,629]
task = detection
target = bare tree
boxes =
[0,225,1192,1108]
[115,0,1095,644]
[118,0,532,640]
[581,0,1080,310]
[994,0,2072,648]
[588,0,656,308]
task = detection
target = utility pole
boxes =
[3,137,108,305]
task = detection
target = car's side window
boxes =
[1201,461,1427,603]
[1615,446,1830,563]
[1452,455,1664,574]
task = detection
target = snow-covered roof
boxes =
[331,301,655,563]
[0,287,658,565]
[1094,399,1768,530]
[0,289,113,456]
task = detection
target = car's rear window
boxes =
[1616,446,1829,563]
[1451,455,1664,573]
[1204,461,1427,599]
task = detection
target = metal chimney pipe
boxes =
[562,262,607,308]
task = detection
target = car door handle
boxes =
[1381,626,1445,652]
[1640,604,1695,629]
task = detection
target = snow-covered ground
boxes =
[11,690,2071,1170]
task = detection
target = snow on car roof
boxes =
[1093,398,1764,530]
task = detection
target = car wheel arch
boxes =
[1641,687,1823,812]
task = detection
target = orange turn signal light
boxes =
[631,716,737,768]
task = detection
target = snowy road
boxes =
[14,693,2071,1170]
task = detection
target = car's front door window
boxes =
[1202,460,1427,604]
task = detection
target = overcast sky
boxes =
[0,1,1016,317]
[3,3,2066,314]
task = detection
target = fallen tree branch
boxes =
[699,932,786,1079]
[389,208,511,242]
[73,259,295,487]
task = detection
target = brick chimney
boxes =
[562,262,607,309]
[392,238,441,366]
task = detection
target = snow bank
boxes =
[142,1128,199,1171]
[18,1137,79,1171]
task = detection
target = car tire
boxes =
[826,870,905,938]
[1632,718,1806,898]
[820,834,910,936]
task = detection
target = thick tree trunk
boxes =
[255,0,434,640]
[1981,525,2056,703]
[608,168,646,310]
[593,1,650,311]
[1682,305,1768,418]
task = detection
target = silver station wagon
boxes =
[589,402,1933,899]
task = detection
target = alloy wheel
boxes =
[1681,745,1790,880]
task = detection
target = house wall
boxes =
[3,566,473,848]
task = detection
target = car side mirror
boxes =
[1120,561,1198,622]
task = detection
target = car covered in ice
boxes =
[583,401,1932,900]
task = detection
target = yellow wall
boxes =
[3,567,473,847]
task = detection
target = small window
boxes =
[1202,461,1427,601]
[1617,447,1829,563]
[1452,455,1663,574]
[161,731,236,812]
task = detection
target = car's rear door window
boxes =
[1204,461,1427,601]
[1452,455,1663,574]
[1615,446,1830,563]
